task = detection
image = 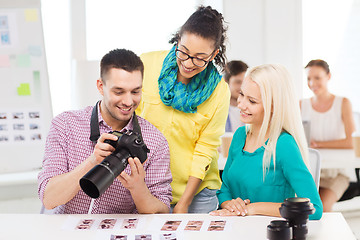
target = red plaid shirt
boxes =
[38,105,172,214]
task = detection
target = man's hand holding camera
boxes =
[93,133,148,193]
[89,132,148,193]
[89,132,168,214]
[90,133,118,165]
[117,157,147,192]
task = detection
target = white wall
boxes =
[302,0,360,112]
[224,0,303,98]
[41,0,72,116]
[69,0,304,107]
[69,0,102,109]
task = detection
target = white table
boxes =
[317,149,360,169]
[218,149,360,170]
[0,213,355,240]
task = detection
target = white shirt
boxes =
[301,96,347,178]
[227,105,244,133]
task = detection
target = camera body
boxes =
[80,130,150,199]
[104,130,149,164]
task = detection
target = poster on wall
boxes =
[0,109,43,144]
[0,13,18,48]
[0,2,52,173]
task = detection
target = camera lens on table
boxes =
[267,220,291,240]
[279,197,315,240]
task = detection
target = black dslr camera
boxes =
[267,197,315,240]
[80,130,150,199]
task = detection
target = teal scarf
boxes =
[158,45,222,113]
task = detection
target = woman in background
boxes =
[211,64,323,220]
[136,6,230,213]
[301,59,355,212]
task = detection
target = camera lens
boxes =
[267,220,291,240]
[80,149,131,198]
[79,163,115,198]
[279,197,315,240]
[80,130,149,199]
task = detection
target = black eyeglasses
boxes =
[175,48,215,67]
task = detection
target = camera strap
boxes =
[89,101,145,143]
[89,101,101,142]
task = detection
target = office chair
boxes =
[309,148,321,190]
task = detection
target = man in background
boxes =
[224,60,249,132]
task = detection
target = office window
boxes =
[85,0,198,60]
[41,0,72,116]
[303,0,360,112]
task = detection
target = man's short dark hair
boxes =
[224,60,248,83]
[100,49,144,80]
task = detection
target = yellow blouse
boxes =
[136,50,230,203]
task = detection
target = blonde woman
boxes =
[210,64,323,220]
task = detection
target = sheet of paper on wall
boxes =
[0,13,18,48]
[16,54,31,67]
[17,83,31,96]
[24,9,38,22]
[28,45,42,57]
[33,71,42,102]
[0,109,43,144]
[0,31,10,46]
[0,55,10,67]
[0,15,8,28]
[0,14,11,47]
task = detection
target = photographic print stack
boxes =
[62,215,233,240]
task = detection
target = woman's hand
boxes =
[310,139,319,148]
[173,202,189,213]
[209,208,238,216]
[173,176,202,213]
[222,198,250,216]
[211,198,250,216]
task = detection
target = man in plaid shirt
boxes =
[38,49,172,214]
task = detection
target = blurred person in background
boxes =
[300,59,356,212]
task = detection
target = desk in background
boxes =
[0,213,355,240]
[317,149,360,169]
[317,149,360,187]
[218,149,360,171]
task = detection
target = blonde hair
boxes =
[246,64,309,177]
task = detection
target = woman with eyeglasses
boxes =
[136,6,230,213]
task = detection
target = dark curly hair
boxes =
[169,5,228,70]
